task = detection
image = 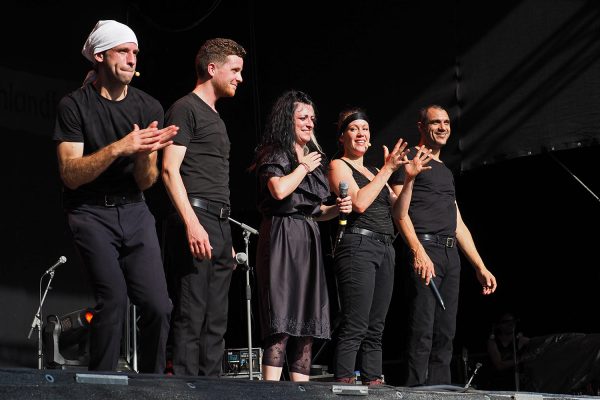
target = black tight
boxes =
[262,333,313,375]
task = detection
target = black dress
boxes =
[255,150,332,340]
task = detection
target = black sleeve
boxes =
[165,99,194,147]
[53,95,83,143]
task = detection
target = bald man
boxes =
[53,20,178,372]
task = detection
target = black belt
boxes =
[288,213,315,222]
[418,233,456,248]
[189,197,230,219]
[346,227,394,245]
[65,192,145,208]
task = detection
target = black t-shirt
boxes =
[392,157,457,236]
[53,83,164,199]
[165,93,230,205]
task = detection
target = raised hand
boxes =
[404,145,433,179]
[382,138,410,172]
[299,151,322,172]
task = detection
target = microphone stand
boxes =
[229,216,258,380]
[464,362,482,390]
[461,347,469,385]
[548,152,600,204]
[27,270,57,370]
[512,325,520,391]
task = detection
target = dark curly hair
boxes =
[252,90,323,170]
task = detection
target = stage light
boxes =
[43,307,93,368]
[84,311,93,324]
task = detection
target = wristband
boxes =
[300,162,310,173]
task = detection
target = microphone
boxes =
[429,278,446,310]
[45,256,67,275]
[134,71,140,77]
[464,362,482,389]
[234,252,248,265]
[333,181,349,253]
[338,181,349,224]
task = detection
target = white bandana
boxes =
[81,20,138,63]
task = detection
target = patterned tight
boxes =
[262,333,313,375]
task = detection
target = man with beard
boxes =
[162,38,246,376]
[53,20,177,372]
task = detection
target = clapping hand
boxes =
[118,121,178,156]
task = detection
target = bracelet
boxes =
[299,162,310,173]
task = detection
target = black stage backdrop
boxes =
[0,0,598,384]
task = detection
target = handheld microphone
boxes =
[429,278,446,310]
[234,252,248,265]
[338,181,349,225]
[333,181,349,254]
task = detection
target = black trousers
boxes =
[404,240,461,386]
[165,208,233,376]
[332,233,395,381]
[67,202,172,372]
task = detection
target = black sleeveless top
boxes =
[391,157,456,236]
[341,159,394,235]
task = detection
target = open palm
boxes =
[404,146,433,178]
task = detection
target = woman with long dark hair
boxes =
[253,90,351,381]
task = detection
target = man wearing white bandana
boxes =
[53,20,178,372]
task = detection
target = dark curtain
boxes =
[457,0,600,171]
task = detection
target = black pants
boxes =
[165,208,233,376]
[67,202,172,373]
[332,233,395,382]
[404,240,460,386]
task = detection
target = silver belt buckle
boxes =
[445,237,455,248]
[219,207,230,219]
[104,195,116,207]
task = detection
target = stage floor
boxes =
[0,367,597,400]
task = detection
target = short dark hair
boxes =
[195,38,246,79]
[418,104,447,124]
